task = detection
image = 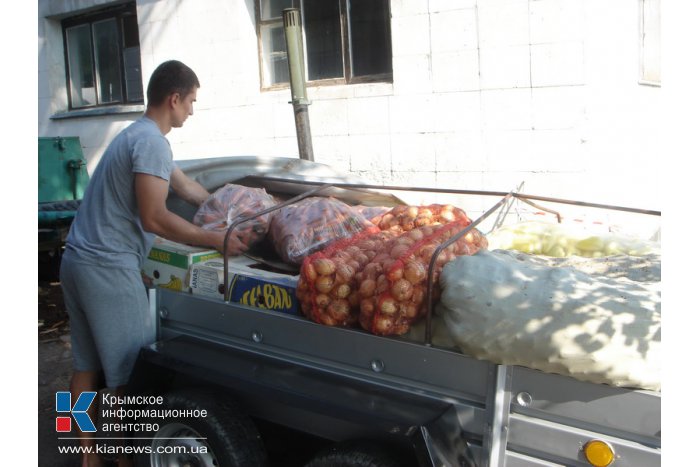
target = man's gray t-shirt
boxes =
[65,116,173,270]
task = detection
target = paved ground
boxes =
[38,281,83,466]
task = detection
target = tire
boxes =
[304,440,405,467]
[134,389,268,467]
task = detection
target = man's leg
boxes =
[70,370,102,467]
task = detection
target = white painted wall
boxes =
[38,0,661,226]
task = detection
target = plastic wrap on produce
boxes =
[268,197,376,266]
[437,249,661,391]
[296,204,488,336]
[193,184,278,247]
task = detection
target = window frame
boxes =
[256,0,392,91]
[61,2,143,110]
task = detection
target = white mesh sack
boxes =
[436,249,661,391]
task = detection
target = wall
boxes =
[38,0,661,230]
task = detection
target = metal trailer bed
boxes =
[128,162,661,466]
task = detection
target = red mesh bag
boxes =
[351,205,393,225]
[297,204,488,335]
[374,204,470,233]
[193,184,277,247]
[268,197,377,266]
[357,221,488,336]
[297,228,397,326]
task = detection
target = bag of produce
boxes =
[297,204,488,336]
[373,204,470,233]
[357,220,487,335]
[351,205,393,224]
[487,220,660,258]
[193,184,278,247]
[268,197,376,266]
[437,249,661,391]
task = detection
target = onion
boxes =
[373,317,393,334]
[415,215,432,227]
[373,252,390,264]
[348,292,360,307]
[401,219,415,231]
[420,243,438,262]
[327,299,351,321]
[332,250,352,264]
[380,297,398,315]
[333,283,352,299]
[315,293,331,308]
[348,260,361,272]
[400,302,418,319]
[302,261,317,282]
[391,279,413,301]
[335,263,355,284]
[355,252,370,267]
[391,244,410,259]
[411,286,425,305]
[435,250,450,267]
[406,206,419,218]
[346,245,361,256]
[440,210,456,223]
[408,229,424,241]
[386,265,404,282]
[318,314,336,326]
[359,279,377,298]
[354,240,371,251]
[360,298,374,316]
[420,226,435,237]
[404,260,427,285]
[313,258,336,276]
[395,236,415,246]
[376,275,389,294]
[315,275,334,294]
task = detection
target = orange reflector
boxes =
[584,439,615,466]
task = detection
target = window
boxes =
[62,2,143,109]
[639,0,660,85]
[257,0,392,88]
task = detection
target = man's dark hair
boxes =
[146,60,200,107]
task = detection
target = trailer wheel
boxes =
[304,440,405,467]
[134,389,268,467]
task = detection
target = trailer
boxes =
[125,157,661,467]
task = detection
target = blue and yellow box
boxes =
[189,257,299,315]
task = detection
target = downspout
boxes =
[283,8,314,162]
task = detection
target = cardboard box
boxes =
[189,257,300,315]
[142,237,221,292]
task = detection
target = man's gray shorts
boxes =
[60,255,155,388]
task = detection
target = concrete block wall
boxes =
[38,0,661,223]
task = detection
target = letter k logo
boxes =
[56,391,97,432]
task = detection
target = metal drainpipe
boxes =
[283,8,314,162]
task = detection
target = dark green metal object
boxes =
[38,136,89,204]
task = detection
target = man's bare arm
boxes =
[135,173,247,255]
[169,165,211,206]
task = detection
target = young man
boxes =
[60,60,246,467]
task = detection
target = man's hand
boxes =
[213,230,249,257]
